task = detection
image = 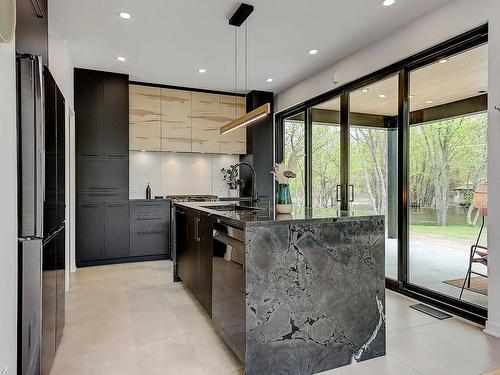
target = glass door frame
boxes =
[275,24,489,324]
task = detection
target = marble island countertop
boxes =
[174,200,383,229]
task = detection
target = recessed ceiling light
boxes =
[266,78,273,83]
[379,94,386,98]
[308,49,318,55]
[119,12,131,20]
[438,58,449,64]
[116,56,126,62]
[382,0,396,6]
[197,68,207,73]
[361,88,370,93]
[426,100,433,104]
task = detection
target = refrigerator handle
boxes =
[35,56,45,238]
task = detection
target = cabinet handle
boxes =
[107,153,126,157]
[137,217,163,221]
[108,204,125,207]
[81,153,100,157]
[194,217,201,242]
[89,186,118,190]
[89,193,118,197]
[137,230,164,235]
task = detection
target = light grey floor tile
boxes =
[318,354,422,375]
[388,318,500,375]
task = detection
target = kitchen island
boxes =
[173,201,386,375]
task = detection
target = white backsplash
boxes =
[129,151,240,199]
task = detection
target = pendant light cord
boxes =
[234,26,237,117]
[245,20,248,94]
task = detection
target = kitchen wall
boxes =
[275,0,500,338]
[0,39,18,374]
[129,151,240,199]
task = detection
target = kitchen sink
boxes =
[202,204,259,212]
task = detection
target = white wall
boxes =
[129,151,240,199]
[0,39,18,374]
[275,0,500,337]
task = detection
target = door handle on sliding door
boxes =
[349,185,355,202]
[336,185,341,202]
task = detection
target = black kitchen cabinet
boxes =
[75,68,130,266]
[16,0,48,64]
[77,158,129,193]
[104,74,129,159]
[75,68,129,160]
[105,202,130,259]
[176,207,213,315]
[76,202,133,264]
[130,200,171,258]
[75,69,104,158]
[177,209,197,296]
[199,214,214,314]
[76,203,104,262]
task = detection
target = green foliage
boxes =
[283,112,488,229]
[221,165,243,190]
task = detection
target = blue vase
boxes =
[276,184,292,205]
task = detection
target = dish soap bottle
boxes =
[146,183,151,199]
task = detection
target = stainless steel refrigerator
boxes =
[17,54,66,375]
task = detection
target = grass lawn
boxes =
[410,224,487,243]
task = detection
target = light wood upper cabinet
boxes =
[129,85,247,154]
[161,89,192,152]
[129,85,161,151]
[220,95,246,154]
[191,92,221,153]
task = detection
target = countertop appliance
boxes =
[17,54,66,375]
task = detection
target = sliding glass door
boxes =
[310,97,341,211]
[349,75,399,279]
[408,44,488,308]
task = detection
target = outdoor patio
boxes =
[386,236,488,308]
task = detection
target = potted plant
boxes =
[221,165,243,198]
[271,163,296,214]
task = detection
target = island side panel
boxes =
[244,217,386,375]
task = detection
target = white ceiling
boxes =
[51,0,452,94]
[313,44,488,116]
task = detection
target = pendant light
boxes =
[220,3,271,135]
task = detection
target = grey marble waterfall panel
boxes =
[245,217,386,375]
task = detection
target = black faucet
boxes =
[235,162,259,205]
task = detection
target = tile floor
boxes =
[51,260,500,375]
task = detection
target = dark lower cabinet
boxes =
[176,207,213,315]
[76,203,104,262]
[76,202,130,265]
[105,202,130,259]
[130,200,170,258]
[199,214,214,314]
